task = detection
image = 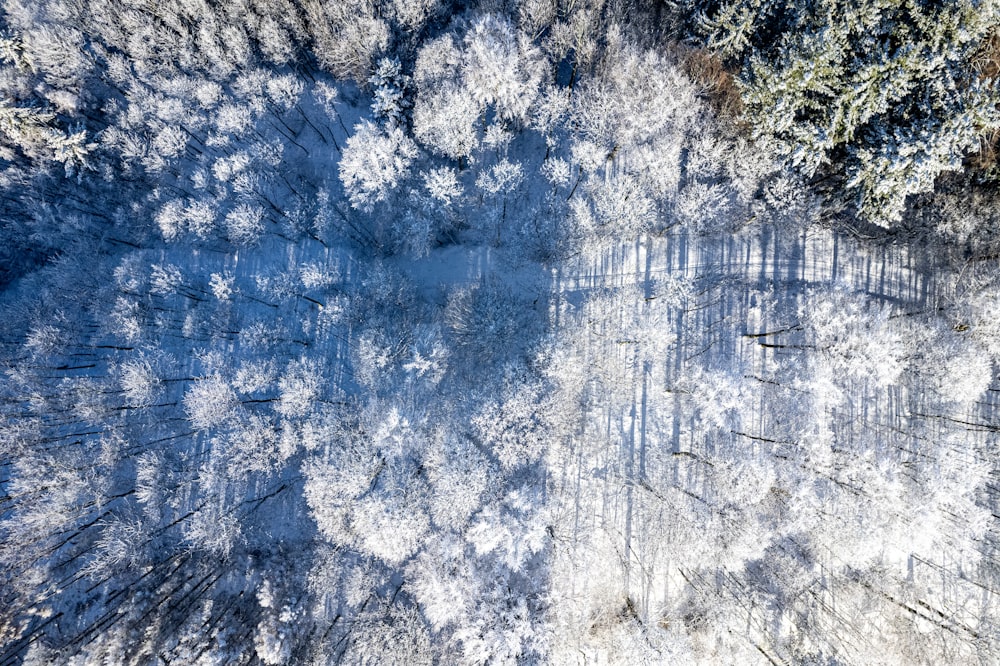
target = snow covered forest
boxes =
[3,0,1000,663]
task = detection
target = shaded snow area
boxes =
[1,4,1000,666]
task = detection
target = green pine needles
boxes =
[700,0,1000,226]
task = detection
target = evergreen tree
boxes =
[700,0,1000,225]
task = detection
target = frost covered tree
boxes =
[412,14,548,160]
[184,375,239,430]
[302,0,388,80]
[339,120,419,213]
[698,0,1000,225]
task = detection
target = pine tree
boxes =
[700,0,1000,225]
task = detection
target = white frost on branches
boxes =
[339,120,419,211]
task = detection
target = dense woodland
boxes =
[2,0,1000,663]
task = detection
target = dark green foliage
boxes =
[698,0,1000,225]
